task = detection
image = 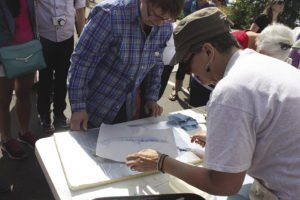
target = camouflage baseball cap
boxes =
[171,7,231,65]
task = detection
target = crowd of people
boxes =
[1,0,300,198]
[167,0,300,107]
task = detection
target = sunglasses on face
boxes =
[279,42,292,50]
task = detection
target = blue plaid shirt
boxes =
[68,0,172,127]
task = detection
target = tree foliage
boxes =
[227,0,300,29]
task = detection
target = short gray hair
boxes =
[256,23,294,62]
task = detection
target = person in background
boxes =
[36,0,86,132]
[183,0,194,17]
[233,23,294,63]
[159,23,176,99]
[169,0,215,102]
[190,0,215,14]
[231,30,258,50]
[126,8,300,199]
[249,0,284,33]
[256,23,294,63]
[168,60,188,101]
[68,0,184,131]
[213,0,227,7]
[0,0,38,159]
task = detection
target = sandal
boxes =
[168,91,178,101]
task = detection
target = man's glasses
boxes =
[275,1,284,5]
[147,4,174,23]
[182,44,204,73]
[182,53,195,74]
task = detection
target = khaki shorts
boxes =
[249,180,278,200]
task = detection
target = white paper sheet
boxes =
[96,124,178,162]
[54,130,158,191]
[53,109,205,191]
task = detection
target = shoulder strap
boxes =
[33,0,40,39]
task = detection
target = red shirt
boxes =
[12,0,34,44]
[231,30,249,49]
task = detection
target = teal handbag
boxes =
[0,40,46,78]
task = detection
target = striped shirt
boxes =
[68,0,172,127]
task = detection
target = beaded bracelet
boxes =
[157,154,168,173]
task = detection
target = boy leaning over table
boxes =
[67,0,184,131]
[126,7,300,199]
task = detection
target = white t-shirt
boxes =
[204,49,300,199]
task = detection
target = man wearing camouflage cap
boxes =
[126,7,300,199]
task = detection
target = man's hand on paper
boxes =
[126,149,160,172]
[191,131,207,147]
[70,111,88,131]
[144,101,163,117]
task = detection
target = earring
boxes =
[206,66,210,72]
[205,61,211,72]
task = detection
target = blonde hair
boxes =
[256,23,294,61]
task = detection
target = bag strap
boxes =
[33,0,40,40]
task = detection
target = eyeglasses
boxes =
[182,53,195,74]
[147,4,174,23]
[279,42,291,50]
[181,44,205,74]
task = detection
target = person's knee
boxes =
[15,78,34,101]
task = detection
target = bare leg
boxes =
[14,73,35,135]
[169,62,186,101]
[169,80,183,101]
[0,77,14,142]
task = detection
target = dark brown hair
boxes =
[148,0,184,19]
[262,0,283,22]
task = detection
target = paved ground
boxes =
[0,2,197,199]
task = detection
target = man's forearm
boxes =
[163,156,246,196]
